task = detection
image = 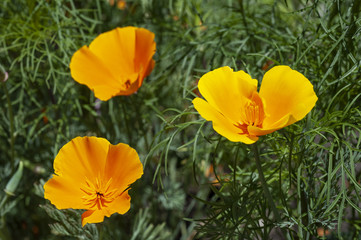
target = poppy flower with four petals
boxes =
[70,27,156,101]
[44,136,143,226]
[193,66,318,144]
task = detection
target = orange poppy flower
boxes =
[117,0,126,9]
[44,136,143,226]
[108,0,126,10]
[193,66,318,144]
[70,27,156,101]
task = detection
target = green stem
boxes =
[288,134,294,190]
[121,99,132,146]
[97,223,104,240]
[1,72,15,173]
[130,95,149,150]
[253,143,282,223]
[0,195,9,211]
[238,0,249,35]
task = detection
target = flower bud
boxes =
[4,162,23,196]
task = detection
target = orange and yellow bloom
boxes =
[70,27,156,101]
[44,136,143,226]
[193,66,317,144]
[108,0,126,9]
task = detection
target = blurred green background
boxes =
[1,0,361,239]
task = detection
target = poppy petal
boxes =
[80,192,131,226]
[53,137,109,183]
[89,27,136,77]
[198,66,258,124]
[193,98,258,144]
[104,143,143,191]
[134,28,156,87]
[248,114,297,136]
[81,210,105,227]
[69,46,122,101]
[106,191,131,215]
[259,66,318,129]
[112,72,140,96]
[44,175,85,210]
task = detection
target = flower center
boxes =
[235,92,265,135]
[80,176,117,210]
[243,100,263,127]
[124,80,131,89]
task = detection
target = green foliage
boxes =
[131,208,171,240]
[41,204,99,240]
[0,0,360,239]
